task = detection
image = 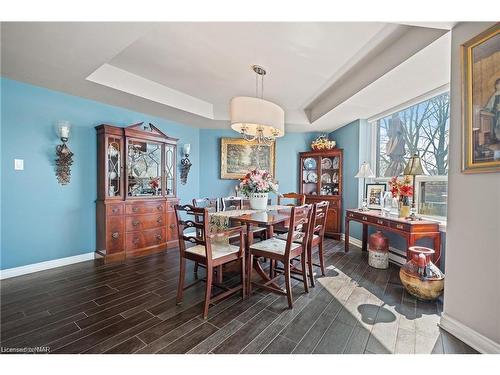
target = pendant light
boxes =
[230,65,285,145]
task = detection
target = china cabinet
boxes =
[299,149,343,239]
[95,122,179,262]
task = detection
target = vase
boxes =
[399,246,444,301]
[368,231,389,269]
[249,192,268,210]
[399,196,410,218]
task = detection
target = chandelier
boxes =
[230,65,285,146]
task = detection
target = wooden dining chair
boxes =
[274,193,306,236]
[175,204,246,319]
[192,197,220,278]
[248,204,312,308]
[277,192,306,206]
[278,201,330,287]
[192,197,219,212]
[220,196,243,211]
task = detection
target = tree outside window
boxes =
[375,92,450,219]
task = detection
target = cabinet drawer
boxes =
[125,228,166,250]
[390,221,410,231]
[166,211,178,241]
[126,202,165,215]
[107,203,124,216]
[369,216,389,226]
[106,216,124,253]
[125,214,165,232]
[166,199,179,212]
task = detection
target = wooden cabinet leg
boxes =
[362,223,368,252]
[344,218,350,253]
[433,233,441,267]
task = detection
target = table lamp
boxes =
[403,153,425,220]
[355,162,375,211]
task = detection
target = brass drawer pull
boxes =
[377,220,384,224]
[396,224,404,229]
[348,213,354,217]
[362,216,368,221]
[132,220,140,226]
[169,224,175,229]
[111,232,119,239]
[132,207,139,213]
[112,208,119,213]
[155,234,162,241]
[133,237,140,245]
[157,205,162,210]
[157,217,163,223]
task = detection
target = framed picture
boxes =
[365,183,387,209]
[220,138,276,179]
[461,23,500,173]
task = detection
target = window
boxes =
[372,91,450,220]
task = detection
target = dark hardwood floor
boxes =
[0,239,477,354]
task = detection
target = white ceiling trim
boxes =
[86,63,214,119]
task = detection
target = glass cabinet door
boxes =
[319,155,340,195]
[106,136,122,198]
[165,144,175,196]
[127,139,163,197]
[301,156,319,195]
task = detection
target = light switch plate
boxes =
[14,159,24,170]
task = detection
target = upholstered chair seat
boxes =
[249,237,300,256]
[185,243,240,259]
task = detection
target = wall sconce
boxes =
[55,120,74,185]
[180,143,192,185]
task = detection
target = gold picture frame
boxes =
[220,138,276,179]
[461,23,500,173]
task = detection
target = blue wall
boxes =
[1,77,322,270]
[330,120,361,239]
[199,129,320,201]
[1,78,200,269]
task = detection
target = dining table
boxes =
[208,205,293,296]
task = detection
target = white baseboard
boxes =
[0,252,95,280]
[439,313,500,354]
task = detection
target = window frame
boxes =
[368,88,450,229]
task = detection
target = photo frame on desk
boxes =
[365,183,387,209]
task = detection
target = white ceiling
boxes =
[0,22,451,132]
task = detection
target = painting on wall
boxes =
[220,138,276,179]
[365,183,387,210]
[462,23,500,173]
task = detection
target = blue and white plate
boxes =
[303,157,316,170]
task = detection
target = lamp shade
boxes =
[403,153,425,176]
[355,162,375,178]
[182,143,191,156]
[230,96,285,138]
[55,120,71,141]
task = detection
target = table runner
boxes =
[208,205,292,244]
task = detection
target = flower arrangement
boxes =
[239,169,278,196]
[388,176,413,201]
[311,134,336,150]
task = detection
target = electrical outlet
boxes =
[14,159,24,171]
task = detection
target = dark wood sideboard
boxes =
[344,209,441,266]
[95,122,179,263]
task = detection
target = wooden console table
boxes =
[345,209,441,266]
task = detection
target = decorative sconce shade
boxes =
[55,120,72,142]
[180,143,192,185]
[54,120,74,185]
[403,153,425,176]
[230,96,285,138]
[355,162,375,179]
